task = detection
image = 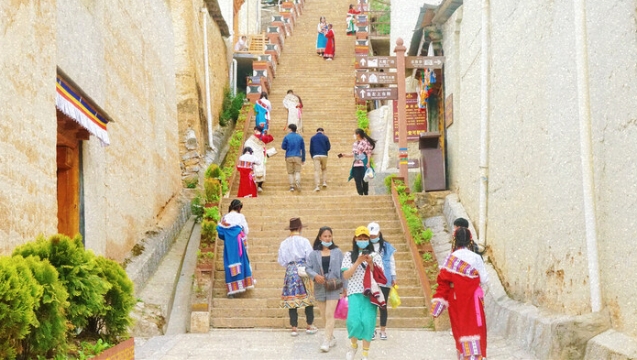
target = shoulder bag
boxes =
[318,252,343,291]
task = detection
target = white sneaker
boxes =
[329,337,337,347]
[345,346,357,360]
[322,183,328,187]
[314,186,320,192]
[257,187,263,192]
[295,181,302,191]
[319,339,330,352]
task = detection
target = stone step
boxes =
[212,285,425,298]
[217,259,418,272]
[227,251,416,263]
[211,295,427,309]
[219,242,412,253]
[210,316,430,329]
[210,306,428,320]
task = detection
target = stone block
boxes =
[585,330,637,360]
[189,311,210,333]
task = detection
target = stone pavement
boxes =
[135,328,537,359]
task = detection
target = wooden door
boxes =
[56,110,88,237]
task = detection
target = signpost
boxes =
[356,56,397,68]
[405,56,445,69]
[355,71,397,84]
[392,92,428,142]
[355,87,398,100]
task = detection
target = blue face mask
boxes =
[356,240,369,249]
[321,241,333,248]
[370,237,380,244]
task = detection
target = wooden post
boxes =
[394,38,408,180]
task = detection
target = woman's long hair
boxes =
[374,232,387,255]
[355,128,377,149]
[350,236,374,263]
[452,227,472,251]
[312,226,338,250]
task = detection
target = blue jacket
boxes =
[309,132,331,158]
[376,241,396,287]
[281,132,306,162]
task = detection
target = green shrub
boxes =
[356,106,370,132]
[18,256,69,360]
[205,163,223,179]
[191,194,204,222]
[414,172,423,192]
[201,220,218,244]
[219,89,246,126]
[87,257,135,342]
[0,256,40,360]
[204,178,221,203]
[12,235,111,333]
[384,174,397,193]
[203,207,221,222]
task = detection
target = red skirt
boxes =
[237,167,257,198]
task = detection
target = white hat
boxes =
[367,222,380,236]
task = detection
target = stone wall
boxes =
[0,1,58,253]
[436,1,637,336]
[171,0,230,185]
[0,0,231,263]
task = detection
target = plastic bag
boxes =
[334,297,349,320]
[388,285,401,309]
[363,167,375,182]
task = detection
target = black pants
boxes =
[289,306,314,327]
[378,286,391,327]
[352,166,368,195]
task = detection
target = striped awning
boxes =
[55,74,110,146]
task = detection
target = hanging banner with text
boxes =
[393,92,427,142]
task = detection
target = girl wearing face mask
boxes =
[306,227,344,352]
[342,226,383,360]
[338,128,377,196]
[367,222,396,340]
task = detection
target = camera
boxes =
[361,249,370,255]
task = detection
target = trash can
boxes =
[419,132,446,191]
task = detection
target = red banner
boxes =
[393,92,427,142]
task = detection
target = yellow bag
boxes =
[388,285,401,309]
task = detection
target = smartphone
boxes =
[361,249,370,255]
[338,153,343,158]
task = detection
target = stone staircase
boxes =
[210,0,430,330]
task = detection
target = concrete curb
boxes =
[585,329,637,360]
[125,196,192,295]
[443,193,612,359]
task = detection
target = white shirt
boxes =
[219,211,249,236]
[453,248,489,285]
[239,153,261,165]
[277,235,313,267]
[341,252,383,295]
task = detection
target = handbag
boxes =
[363,167,375,182]
[388,285,401,309]
[318,252,343,291]
[297,264,308,278]
[266,147,278,157]
[334,297,349,320]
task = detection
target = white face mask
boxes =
[353,134,357,140]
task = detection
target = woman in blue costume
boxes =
[316,17,328,56]
[216,199,255,298]
[254,91,271,131]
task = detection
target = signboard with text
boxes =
[355,71,397,84]
[405,56,445,69]
[392,92,427,142]
[355,87,398,100]
[356,56,397,69]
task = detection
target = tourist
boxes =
[339,128,376,195]
[236,147,260,198]
[309,127,331,191]
[316,17,328,56]
[452,217,481,254]
[342,226,383,360]
[244,126,274,192]
[281,124,306,192]
[323,24,335,60]
[283,89,303,133]
[306,226,344,352]
[346,5,361,36]
[431,227,489,360]
[234,35,249,52]
[367,222,396,340]
[216,200,254,298]
[278,217,317,336]
[254,92,271,131]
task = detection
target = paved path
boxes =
[135,328,537,359]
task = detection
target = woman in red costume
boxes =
[236,147,260,198]
[323,24,335,61]
[430,227,489,359]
